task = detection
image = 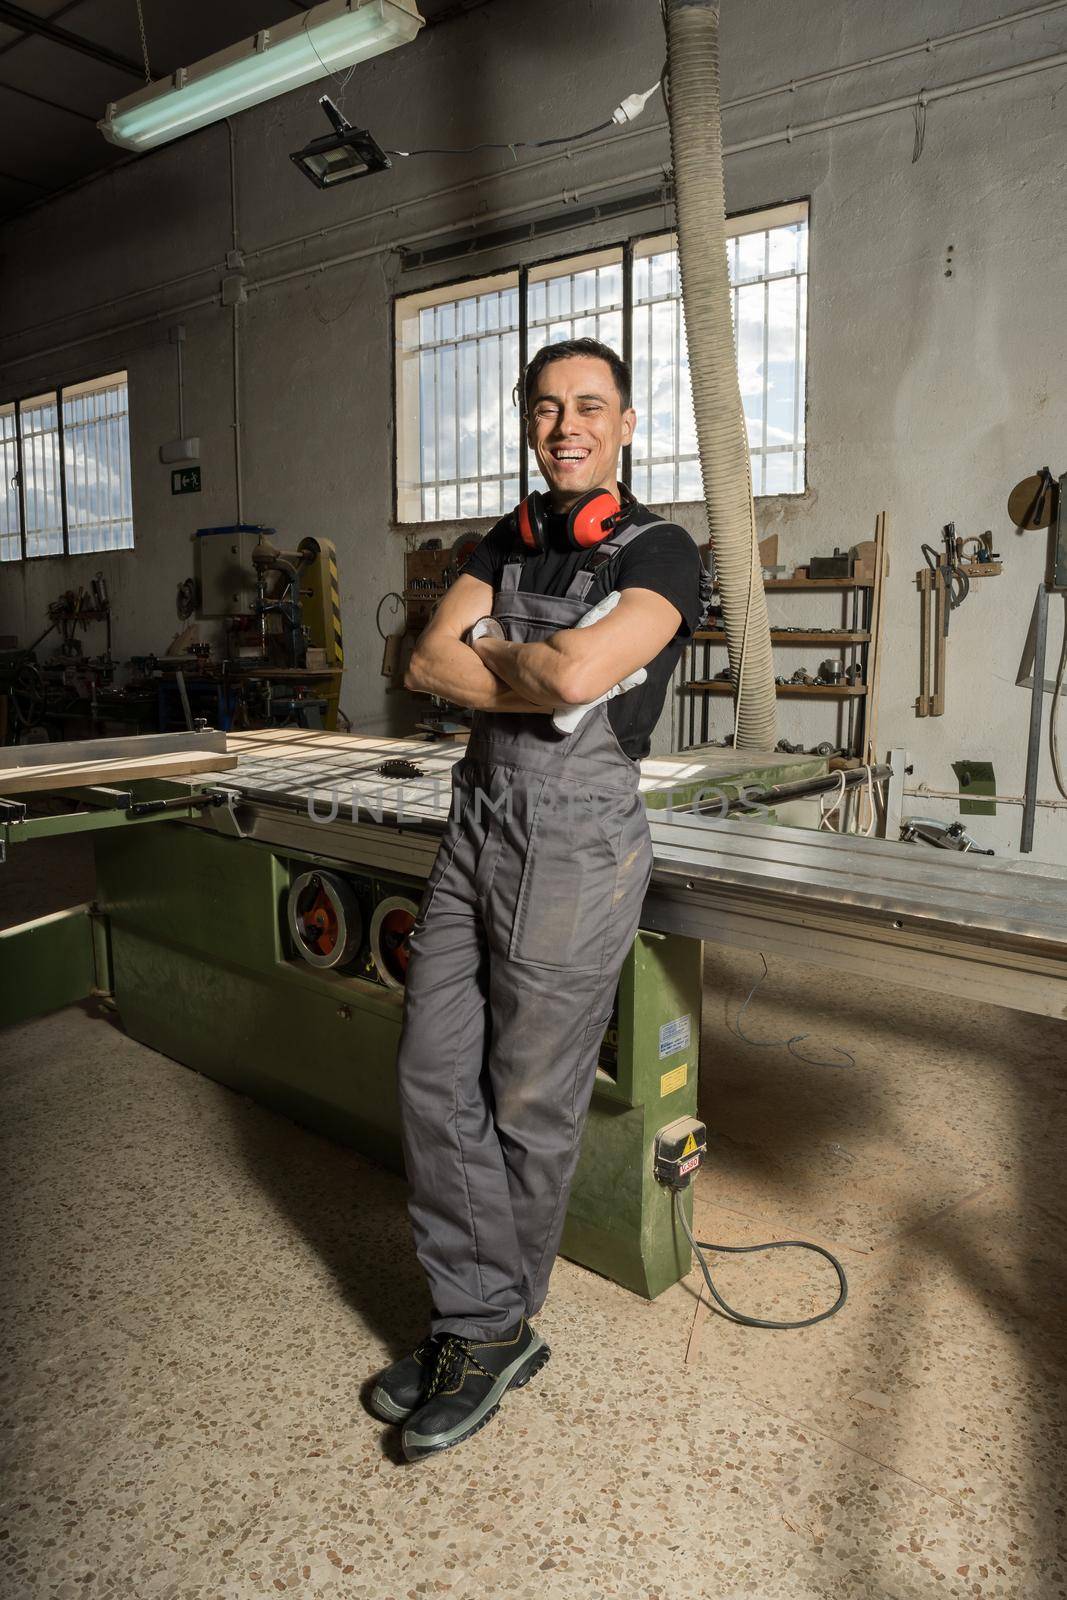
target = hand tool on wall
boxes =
[1009,466,1067,848]
[915,520,1001,718]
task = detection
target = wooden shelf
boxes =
[713,578,873,591]
[695,629,871,644]
[685,681,868,698]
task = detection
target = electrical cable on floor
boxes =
[674,1190,848,1329]
[732,952,856,1069]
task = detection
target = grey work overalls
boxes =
[395,522,661,1341]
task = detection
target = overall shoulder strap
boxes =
[498,557,524,594]
[564,519,672,601]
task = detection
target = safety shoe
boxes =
[367,1333,448,1423]
[401,1319,550,1461]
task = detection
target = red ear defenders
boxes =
[514,488,626,554]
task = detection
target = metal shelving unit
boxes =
[680,578,878,754]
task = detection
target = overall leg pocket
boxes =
[413,763,474,928]
[507,778,621,970]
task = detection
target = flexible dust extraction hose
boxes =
[663,0,777,749]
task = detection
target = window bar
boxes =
[792,266,803,492]
[59,397,69,552]
[622,239,633,488]
[108,396,119,550]
[518,264,529,501]
[68,400,77,552]
[672,284,682,503]
[433,319,442,521]
[56,387,70,555]
[26,416,37,557]
[452,329,460,522]
[95,399,103,551]
[124,404,133,544]
[646,270,654,504]
[497,329,505,513]
[13,400,26,561]
[475,330,483,516]
[761,233,771,497]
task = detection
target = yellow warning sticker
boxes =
[681,1131,698,1156]
[659,1062,688,1098]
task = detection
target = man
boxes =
[369,337,707,1460]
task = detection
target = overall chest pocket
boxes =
[507,776,622,971]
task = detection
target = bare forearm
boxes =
[472,636,579,704]
[406,636,555,713]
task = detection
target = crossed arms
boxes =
[404,572,683,715]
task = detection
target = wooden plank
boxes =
[0,750,236,797]
[695,630,871,644]
[710,579,875,592]
[685,682,868,697]
[863,511,888,764]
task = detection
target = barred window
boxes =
[62,375,134,555]
[394,200,808,523]
[0,370,134,561]
[632,203,808,501]
[395,273,521,522]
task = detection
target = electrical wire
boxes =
[302,12,360,109]
[732,953,856,1069]
[388,83,662,159]
[388,121,613,158]
[818,768,848,831]
[1052,593,1067,801]
[674,1190,848,1330]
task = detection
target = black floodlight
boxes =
[290,95,391,188]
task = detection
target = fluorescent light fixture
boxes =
[291,95,391,187]
[99,0,424,153]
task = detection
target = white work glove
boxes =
[464,615,505,646]
[552,590,648,733]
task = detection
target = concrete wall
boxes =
[1,0,1065,859]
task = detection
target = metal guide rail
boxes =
[643,813,1067,1020]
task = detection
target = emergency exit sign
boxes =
[171,465,201,495]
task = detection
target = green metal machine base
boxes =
[0,905,100,1028]
[91,822,701,1300]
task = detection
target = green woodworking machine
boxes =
[1,729,833,1299]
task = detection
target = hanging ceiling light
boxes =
[99,0,424,153]
[290,95,391,186]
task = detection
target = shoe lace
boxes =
[426,1336,466,1399]
[425,1334,494,1399]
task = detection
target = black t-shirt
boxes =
[458,500,706,760]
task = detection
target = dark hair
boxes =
[521,336,632,415]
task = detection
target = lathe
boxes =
[3,729,1066,1302]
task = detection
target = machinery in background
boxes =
[140,524,346,732]
[0,576,151,743]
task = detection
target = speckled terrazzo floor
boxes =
[2,873,1066,1597]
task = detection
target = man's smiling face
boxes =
[526,354,636,511]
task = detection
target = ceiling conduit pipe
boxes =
[663,0,777,750]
